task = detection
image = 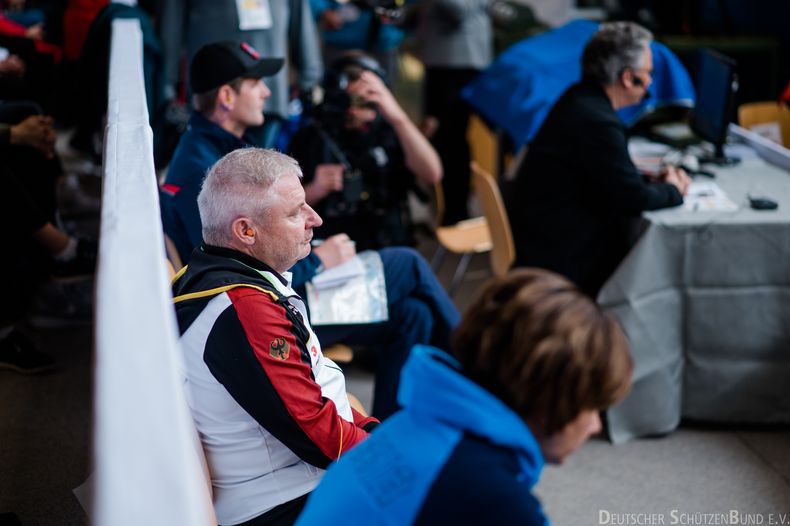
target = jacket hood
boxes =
[398,345,545,487]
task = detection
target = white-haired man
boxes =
[172,148,378,525]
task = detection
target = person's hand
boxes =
[24,23,44,40]
[348,71,407,125]
[0,55,26,77]
[662,165,691,196]
[10,115,55,158]
[319,9,344,30]
[313,234,356,269]
[305,163,344,203]
[315,164,344,194]
[419,116,439,140]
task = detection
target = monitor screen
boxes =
[690,49,738,153]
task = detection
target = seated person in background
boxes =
[0,112,95,374]
[161,41,460,419]
[172,148,379,526]
[297,268,633,525]
[289,52,442,251]
[507,21,691,298]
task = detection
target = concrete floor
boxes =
[2,241,790,525]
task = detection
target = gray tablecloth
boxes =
[599,157,790,443]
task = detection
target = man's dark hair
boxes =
[192,77,245,115]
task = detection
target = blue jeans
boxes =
[314,247,460,419]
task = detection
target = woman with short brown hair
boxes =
[298,268,633,525]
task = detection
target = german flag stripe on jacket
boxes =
[172,244,377,525]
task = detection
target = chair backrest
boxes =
[164,233,184,273]
[471,162,515,277]
[738,101,790,148]
[467,114,500,178]
[433,181,446,229]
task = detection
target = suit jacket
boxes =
[507,80,683,297]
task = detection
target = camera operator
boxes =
[289,52,442,250]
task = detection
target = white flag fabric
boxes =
[91,18,216,526]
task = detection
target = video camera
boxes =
[313,53,387,131]
[349,0,406,23]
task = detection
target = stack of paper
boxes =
[310,256,365,290]
[683,181,738,212]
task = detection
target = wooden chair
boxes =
[163,233,184,274]
[470,162,515,277]
[467,113,500,178]
[738,101,790,148]
[323,343,354,364]
[431,181,493,296]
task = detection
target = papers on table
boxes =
[629,139,673,176]
[683,181,738,212]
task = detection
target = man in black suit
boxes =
[507,21,690,298]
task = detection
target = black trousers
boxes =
[423,67,481,225]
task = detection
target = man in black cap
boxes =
[161,40,283,259]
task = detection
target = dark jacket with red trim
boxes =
[172,244,377,525]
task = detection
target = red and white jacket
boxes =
[172,244,377,525]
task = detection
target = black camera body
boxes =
[350,0,406,22]
[312,53,387,136]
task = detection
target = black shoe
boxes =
[53,238,97,278]
[0,330,56,374]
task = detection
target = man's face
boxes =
[251,172,322,274]
[538,409,602,465]
[626,46,653,105]
[228,77,270,130]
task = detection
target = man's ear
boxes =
[231,217,255,245]
[621,68,636,89]
[217,84,234,110]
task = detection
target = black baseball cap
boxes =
[190,41,284,94]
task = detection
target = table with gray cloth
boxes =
[599,155,790,444]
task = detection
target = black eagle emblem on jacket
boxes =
[269,337,290,360]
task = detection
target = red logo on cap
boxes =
[240,42,260,60]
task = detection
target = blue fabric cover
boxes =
[462,19,696,146]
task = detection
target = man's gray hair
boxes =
[197,148,303,246]
[582,22,653,86]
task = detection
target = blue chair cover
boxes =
[462,19,696,147]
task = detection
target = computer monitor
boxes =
[689,49,740,165]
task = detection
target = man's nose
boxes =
[260,80,271,99]
[306,205,323,228]
[590,412,602,435]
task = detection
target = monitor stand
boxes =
[698,143,740,166]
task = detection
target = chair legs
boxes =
[431,245,447,272]
[448,252,473,296]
